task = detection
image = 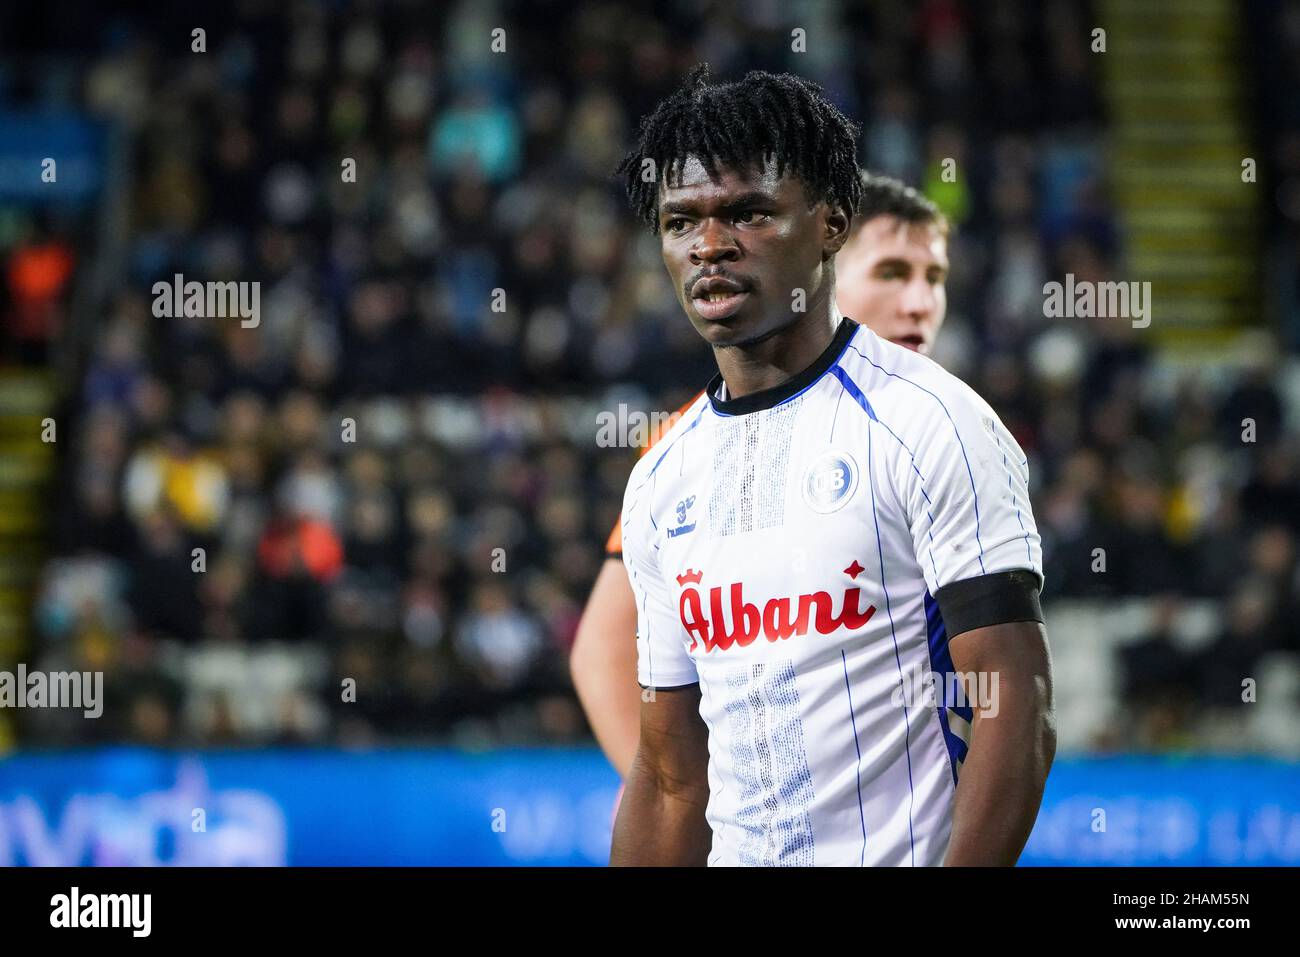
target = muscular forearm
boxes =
[943,671,1056,866]
[610,751,712,866]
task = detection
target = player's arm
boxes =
[943,614,1055,866]
[610,683,712,866]
[610,424,710,865]
[570,557,642,778]
[893,371,1055,866]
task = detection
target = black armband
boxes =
[934,569,1044,638]
[637,681,700,692]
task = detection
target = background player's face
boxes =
[657,155,849,348]
[835,216,949,355]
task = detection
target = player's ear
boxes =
[822,204,851,259]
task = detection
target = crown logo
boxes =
[676,568,703,586]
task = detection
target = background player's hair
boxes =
[617,63,863,233]
[854,171,951,238]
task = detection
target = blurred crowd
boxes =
[4,1,1300,751]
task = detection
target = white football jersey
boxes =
[621,318,1044,866]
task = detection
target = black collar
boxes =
[707,317,858,416]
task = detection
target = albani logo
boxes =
[676,561,876,652]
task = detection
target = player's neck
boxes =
[712,306,844,401]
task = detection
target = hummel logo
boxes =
[668,495,697,538]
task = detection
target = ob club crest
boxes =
[801,450,858,513]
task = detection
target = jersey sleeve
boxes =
[606,392,703,559]
[621,471,699,690]
[896,373,1044,597]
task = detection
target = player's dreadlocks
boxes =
[617,63,863,233]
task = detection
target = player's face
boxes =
[657,155,849,348]
[835,216,948,355]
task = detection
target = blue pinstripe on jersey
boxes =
[840,649,868,865]
[829,363,942,585]
[863,399,918,865]
[991,424,1034,565]
[846,342,987,574]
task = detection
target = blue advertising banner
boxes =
[1021,756,1300,866]
[0,749,1295,866]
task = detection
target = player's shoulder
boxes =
[836,325,998,434]
[639,389,707,458]
[624,389,711,490]
[836,323,959,395]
